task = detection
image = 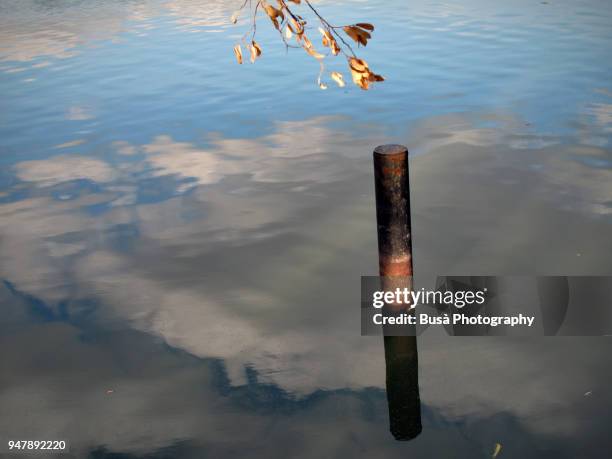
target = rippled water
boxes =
[1,0,612,457]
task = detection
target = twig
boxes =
[304,0,356,57]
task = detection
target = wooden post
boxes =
[373,144,413,280]
[373,144,422,441]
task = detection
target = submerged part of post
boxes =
[373,144,422,440]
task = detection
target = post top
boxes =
[373,144,408,157]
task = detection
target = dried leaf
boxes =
[330,39,340,56]
[349,57,368,73]
[349,64,368,89]
[285,25,293,40]
[492,443,502,458]
[288,0,301,4]
[250,41,262,63]
[317,69,327,89]
[343,26,371,46]
[318,27,339,55]
[319,27,340,56]
[355,22,375,31]
[304,45,325,60]
[331,71,345,87]
[263,3,281,19]
[290,17,304,35]
[319,27,330,46]
[348,57,383,90]
[302,35,325,59]
[344,26,359,44]
[263,3,284,30]
[233,44,243,64]
[352,73,369,89]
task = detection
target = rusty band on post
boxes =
[374,144,422,441]
[373,145,413,278]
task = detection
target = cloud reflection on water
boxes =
[1,0,612,454]
[0,0,237,65]
[1,113,612,457]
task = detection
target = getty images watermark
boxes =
[361,276,612,336]
[371,285,534,328]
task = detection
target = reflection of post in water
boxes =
[384,335,421,440]
[374,145,422,440]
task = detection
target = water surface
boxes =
[1,0,612,457]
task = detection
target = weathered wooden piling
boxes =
[373,144,413,280]
[373,144,422,441]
